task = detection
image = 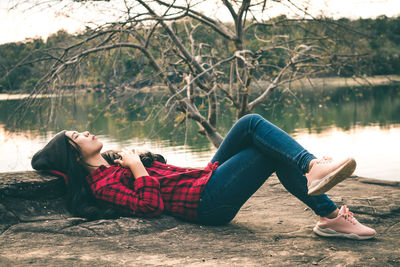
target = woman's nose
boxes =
[84,131,89,136]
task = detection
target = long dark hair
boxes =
[64,136,166,220]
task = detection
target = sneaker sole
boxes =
[313,225,376,240]
[308,158,356,196]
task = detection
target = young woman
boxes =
[31,113,376,240]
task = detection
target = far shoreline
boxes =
[1,75,399,98]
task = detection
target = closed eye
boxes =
[72,131,79,140]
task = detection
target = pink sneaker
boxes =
[307,157,356,196]
[313,205,376,240]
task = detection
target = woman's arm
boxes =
[90,175,164,217]
[90,149,164,216]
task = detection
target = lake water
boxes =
[0,84,399,181]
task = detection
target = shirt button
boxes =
[167,166,170,169]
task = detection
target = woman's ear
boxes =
[71,149,81,163]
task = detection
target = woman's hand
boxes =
[114,149,141,168]
[114,149,149,178]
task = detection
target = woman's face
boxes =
[65,131,103,159]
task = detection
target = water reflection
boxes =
[0,85,399,180]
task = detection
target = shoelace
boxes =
[316,156,333,165]
[341,206,358,225]
[307,156,334,180]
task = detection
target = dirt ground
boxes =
[1,171,399,266]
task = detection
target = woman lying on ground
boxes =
[31,113,376,240]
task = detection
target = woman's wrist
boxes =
[129,161,149,178]
[127,161,143,169]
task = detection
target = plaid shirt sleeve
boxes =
[89,170,164,217]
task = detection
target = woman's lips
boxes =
[92,135,96,140]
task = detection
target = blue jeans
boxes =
[197,114,337,225]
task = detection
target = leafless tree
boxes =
[9,0,357,147]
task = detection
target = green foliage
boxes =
[0,16,399,92]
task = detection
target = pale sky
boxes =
[0,0,399,45]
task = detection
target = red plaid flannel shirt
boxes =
[86,160,219,221]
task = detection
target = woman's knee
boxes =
[237,113,265,126]
[237,113,269,130]
[240,113,263,121]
